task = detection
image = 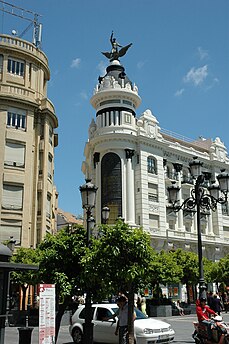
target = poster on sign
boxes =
[39,284,55,344]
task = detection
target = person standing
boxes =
[115,295,129,344]
[212,294,222,315]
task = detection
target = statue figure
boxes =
[102,31,132,62]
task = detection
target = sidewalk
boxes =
[5,325,73,344]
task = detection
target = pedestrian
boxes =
[175,300,185,316]
[212,294,222,315]
[207,291,214,308]
[115,295,136,344]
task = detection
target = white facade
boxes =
[82,59,229,261]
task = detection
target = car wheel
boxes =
[72,327,83,344]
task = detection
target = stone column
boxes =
[207,213,214,235]
[102,113,105,127]
[110,111,114,126]
[125,149,135,225]
[106,111,109,126]
[173,163,184,231]
[115,110,119,125]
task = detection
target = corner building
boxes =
[0,34,58,247]
[82,58,229,262]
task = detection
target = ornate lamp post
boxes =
[79,179,98,344]
[101,206,110,224]
[167,157,229,300]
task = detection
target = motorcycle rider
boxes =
[196,297,218,340]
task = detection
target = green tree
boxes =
[82,220,155,344]
[37,225,87,342]
[216,255,229,286]
[149,250,183,298]
[171,249,199,303]
[11,247,40,310]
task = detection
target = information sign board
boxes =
[39,284,55,344]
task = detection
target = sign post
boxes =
[39,284,55,344]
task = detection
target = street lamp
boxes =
[5,237,16,327]
[79,179,98,344]
[101,206,110,224]
[167,157,229,300]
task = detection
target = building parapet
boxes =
[0,34,49,72]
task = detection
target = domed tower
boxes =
[82,35,141,225]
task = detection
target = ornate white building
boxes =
[82,57,229,262]
[0,34,58,247]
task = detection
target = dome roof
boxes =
[99,60,133,90]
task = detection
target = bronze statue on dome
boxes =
[102,31,132,62]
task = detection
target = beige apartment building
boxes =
[0,34,58,248]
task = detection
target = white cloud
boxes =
[197,47,209,60]
[97,61,106,76]
[183,65,208,86]
[137,61,145,69]
[205,77,220,91]
[174,88,184,97]
[71,58,81,68]
[80,91,88,100]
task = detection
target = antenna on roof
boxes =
[0,0,42,48]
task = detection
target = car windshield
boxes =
[111,307,147,320]
[111,307,119,314]
[135,308,148,319]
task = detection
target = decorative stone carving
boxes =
[89,119,97,139]
[125,149,135,160]
[210,137,229,162]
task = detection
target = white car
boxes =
[69,303,175,344]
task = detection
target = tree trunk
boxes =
[21,285,28,311]
[55,295,71,343]
[186,283,190,304]
[128,284,135,344]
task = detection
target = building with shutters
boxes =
[82,53,229,263]
[0,34,58,247]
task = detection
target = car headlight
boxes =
[143,328,160,334]
[143,328,154,334]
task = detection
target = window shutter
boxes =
[0,225,21,243]
[2,185,23,209]
[46,195,51,218]
[149,214,159,229]
[5,142,25,166]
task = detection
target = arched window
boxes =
[147,156,157,174]
[101,153,122,224]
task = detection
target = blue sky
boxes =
[2,0,229,216]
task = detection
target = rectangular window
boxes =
[48,154,53,180]
[0,54,3,73]
[2,184,23,210]
[37,192,42,215]
[7,108,26,130]
[4,141,25,167]
[149,214,159,229]
[124,112,131,124]
[7,58,24,77]
[0,224,21,244]
[49,128,53,145]
[147,157,157,174]
[148,183,158,202]
[46,194,51,219]
[222,203,229,216]
[123,100,132,106]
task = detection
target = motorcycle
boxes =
[193,316,229,343]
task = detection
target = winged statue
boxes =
[102,32,132,62]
